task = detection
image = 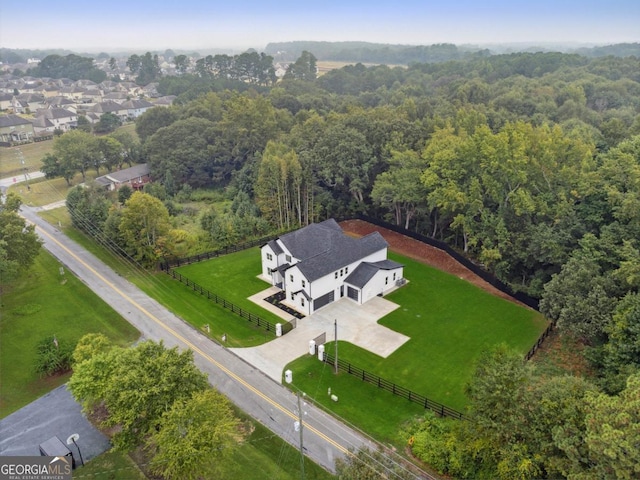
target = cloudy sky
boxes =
[1,0,638,52]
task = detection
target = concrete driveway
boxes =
[231,294,409,382]
[0,385,110,463]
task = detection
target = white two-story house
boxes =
[261,219,404,316]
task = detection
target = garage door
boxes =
[347,286,359,301]
[313,290,335,311]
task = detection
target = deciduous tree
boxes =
[147,389,242,480]
[119,191,171,265]
[68,340,208,450]
[0,193,41,288]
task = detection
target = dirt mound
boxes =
[340,219,523,306]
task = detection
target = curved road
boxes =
[19,206,421,476]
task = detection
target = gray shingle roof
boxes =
[279,220,388,282]
[344,263,378,288]
[278,219,342,261]
[0,114,31,127]
[267,239,283,255]
[96,163,150,184]
[344,260,404,288]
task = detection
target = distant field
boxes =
[8,170,96,207]
[316,60,405,75]
[0,140,53,177]
[0,123,138,179]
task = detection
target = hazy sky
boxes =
[1,0,638,52]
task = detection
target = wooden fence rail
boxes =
[321,352,466,420]
[164,268,295,336]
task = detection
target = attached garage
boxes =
[347,286,359,301]
[313,290,335,311]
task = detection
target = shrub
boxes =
[35,335,74,377]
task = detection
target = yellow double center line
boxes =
[37,225,349,456]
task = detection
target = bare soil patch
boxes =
[340,219,523,307]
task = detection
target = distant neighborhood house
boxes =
[261,219,404,316]
[95,163,151,191]
[0,114,35,144]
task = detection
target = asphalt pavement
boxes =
[0,385,109,463]
[17,205,390,476]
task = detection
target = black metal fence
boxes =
[321,352,466,420]
[164,268,294,336]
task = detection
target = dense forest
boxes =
[51,48,640,478]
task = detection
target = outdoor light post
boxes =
[66,434,84,467]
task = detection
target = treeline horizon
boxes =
[2,40,639,66]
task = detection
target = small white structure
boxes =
[261,219,404,317]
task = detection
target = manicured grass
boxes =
[288,353,426,444]
[175,249,286,324]
[284,252,548,443]
[376,252,547,410]
[0,251,140,418]
[0,140,53,177]
[38,216,279,348]
[135,272,278,347]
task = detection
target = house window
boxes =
[345,266,349,274]
[302,280,306,288]
[290,274,294,283]
[393,272,397,281]
[290,292,295,300]
[266,253,273,261]
[340,269,344,277]
[286,255,291,262]
[385,277,388,285]
[335,272,338,279]
[301,298,305,307]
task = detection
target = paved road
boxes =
[19,206,406,476]
[0,170,45,194]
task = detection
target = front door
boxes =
[340,285,344,298]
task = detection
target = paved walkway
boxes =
[232,293,409,382]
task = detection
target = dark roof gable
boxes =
[345,260,404,288]
[279,219,388,282]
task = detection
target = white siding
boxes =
[361,267,404,303]
[260,244,279,280]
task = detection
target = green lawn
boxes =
[0,251,140,418]
[172,249,288,340]
[232,419,333,480]
[37,214,280,348]
[0,140,53,177]
[284,252,548,443]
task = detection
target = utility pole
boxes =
[16,149,30,191]
[297,392,305,480]
[334,319,338,374]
